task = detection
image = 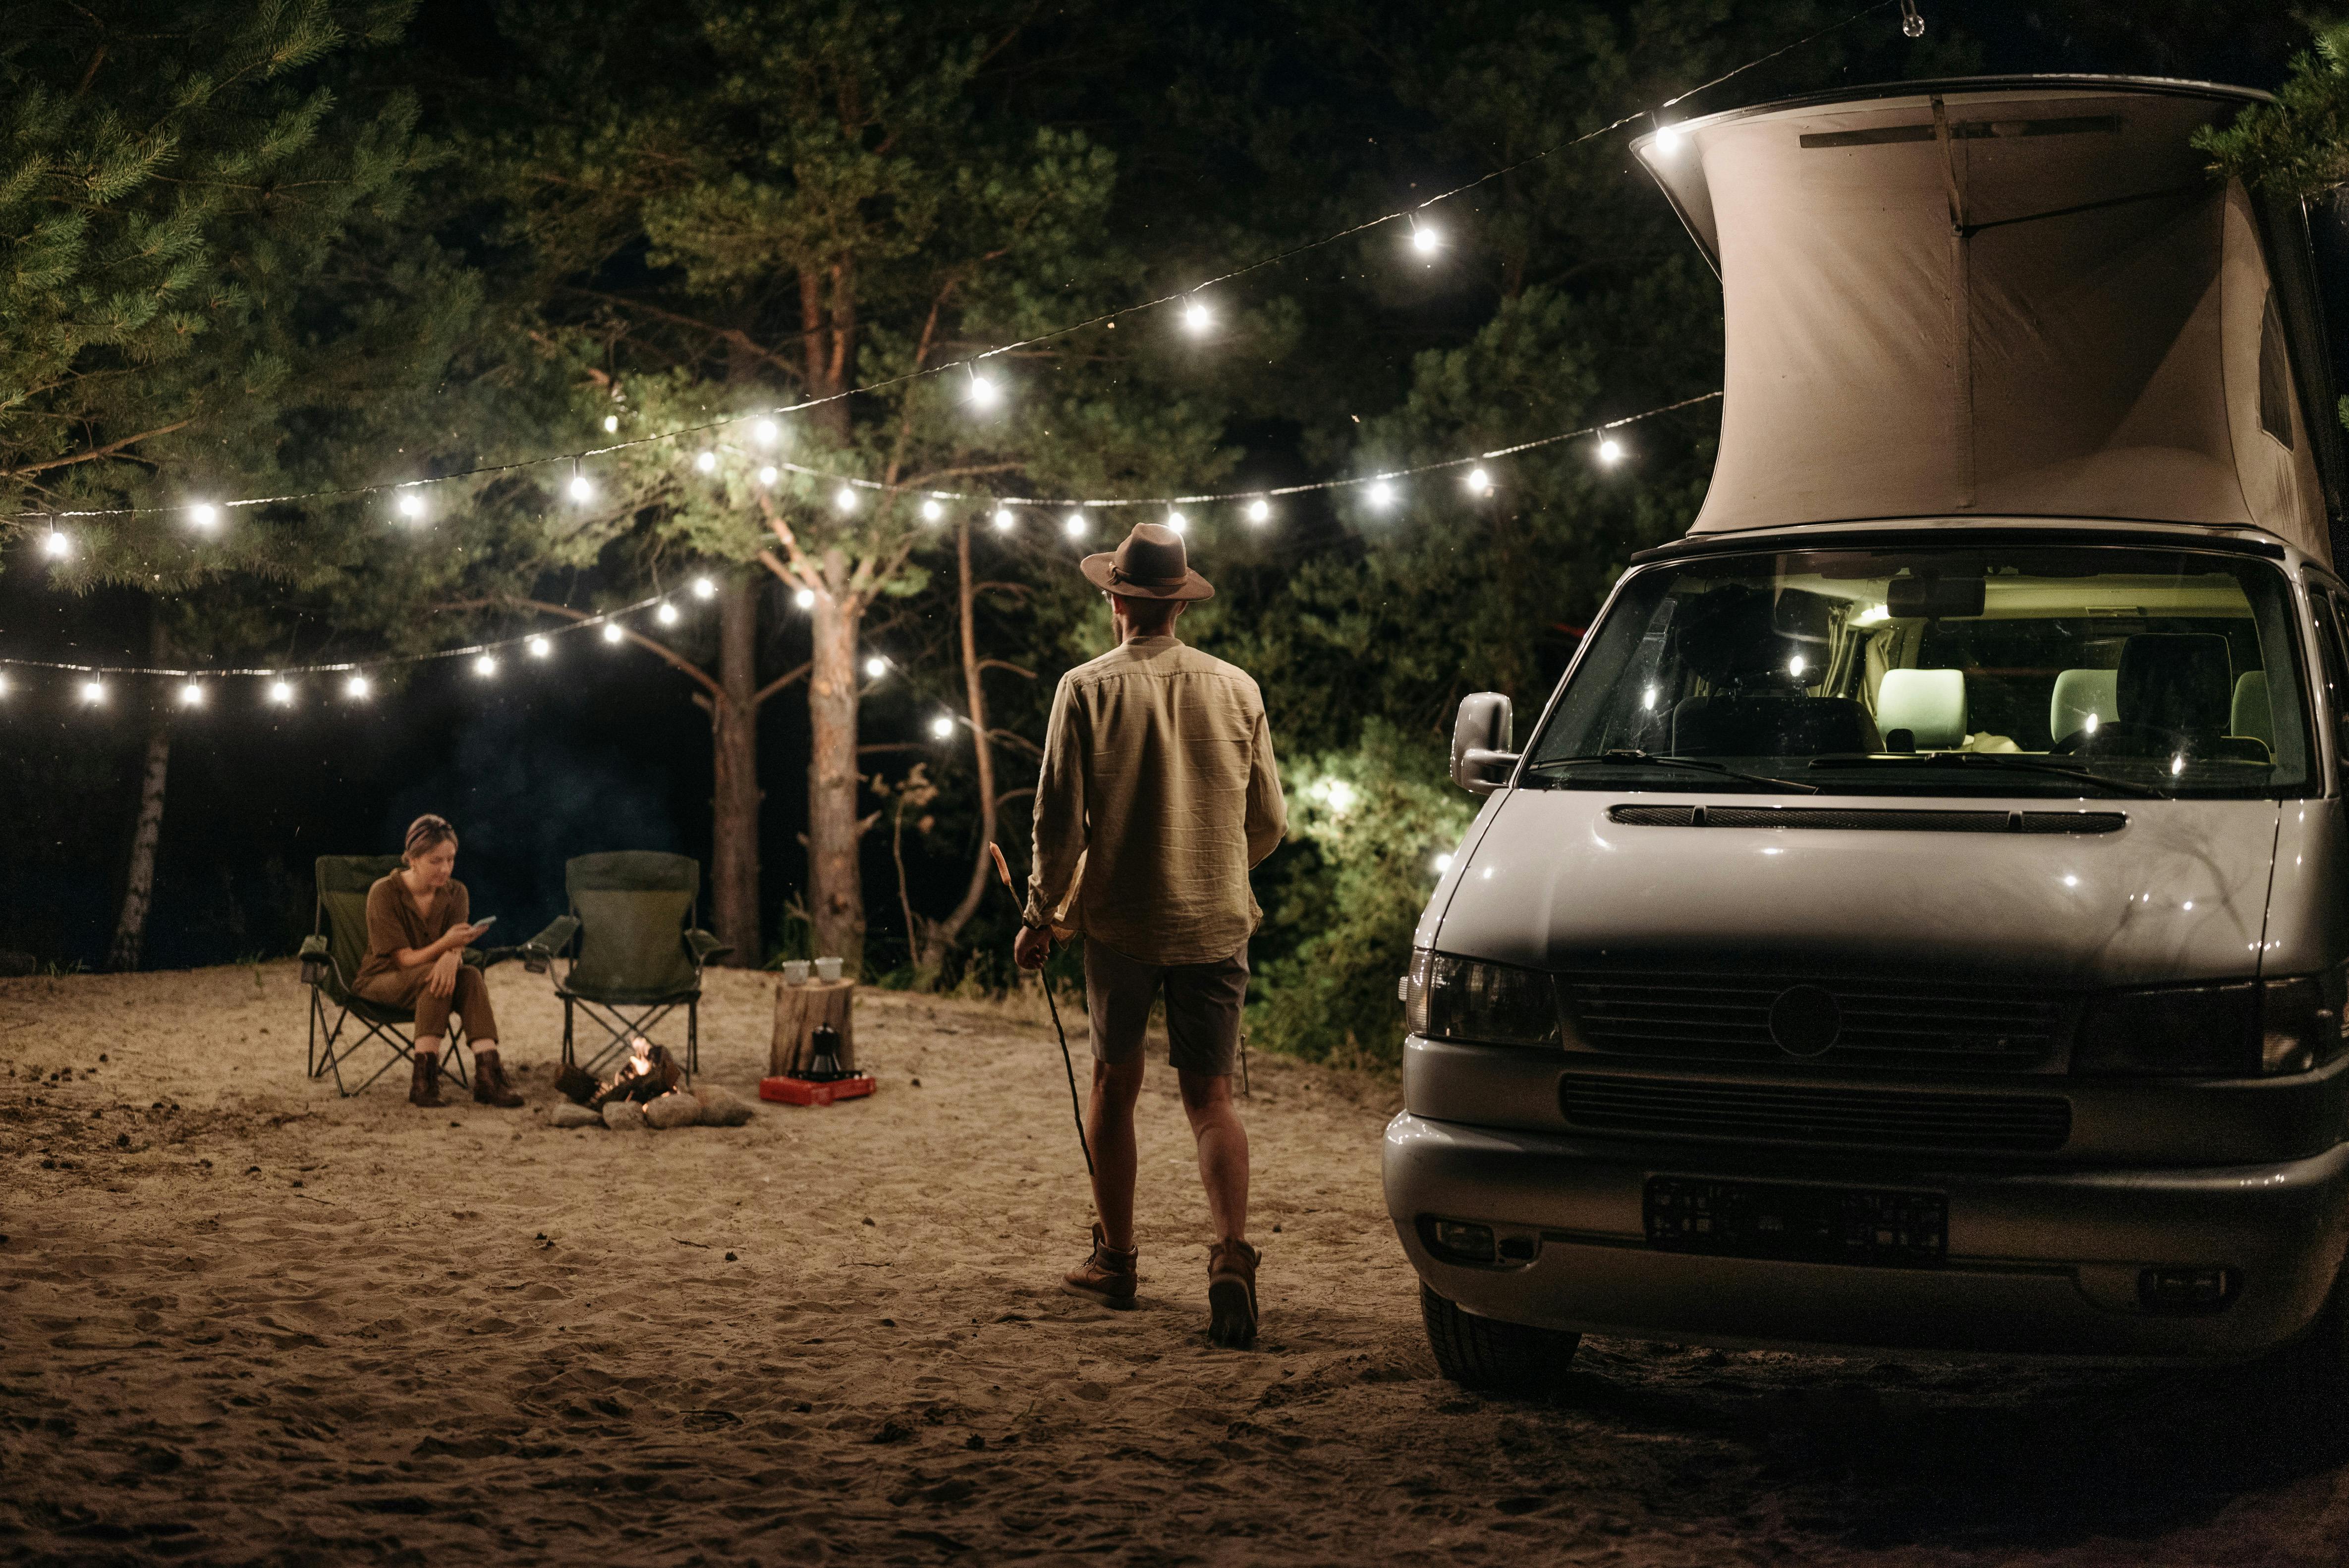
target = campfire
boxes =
[548,1036,754,1131]
[555,1036,681,1108]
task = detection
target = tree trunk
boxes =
[708,572,762,967]
[805,560,866,971]
[916,517,1002,973]
[109,617,173,971]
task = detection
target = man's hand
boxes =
[1013,924,1053,971]
[428,950,461,998]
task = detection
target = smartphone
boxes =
[470,916,497,934]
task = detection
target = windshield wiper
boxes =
[1526,749,1820,794]
[1806,752,2167,799]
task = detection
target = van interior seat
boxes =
[2118,633,2232,736]
[1875,668,1968,749]
[2232,671,2274,749]
[2049,668,2119,744]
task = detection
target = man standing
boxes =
[1015,522,1286,1348]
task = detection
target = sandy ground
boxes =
[3,963,2349,1566]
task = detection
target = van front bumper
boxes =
[1384,1113,2349,1362]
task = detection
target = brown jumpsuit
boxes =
[353,874,499,1042]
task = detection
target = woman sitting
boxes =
[352,814,524,1109]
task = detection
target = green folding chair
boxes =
[522,851,730,1080]
[298,855,477,1098]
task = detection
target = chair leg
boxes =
[688,1001,698,1080]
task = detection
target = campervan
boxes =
[1387,78,2349,1386]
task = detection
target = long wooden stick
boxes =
[991,843,1091,1176]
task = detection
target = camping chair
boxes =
[298,855,477,1098]
[522,851,730,1080]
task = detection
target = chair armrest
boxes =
[298,935,330,987]
[685,928,731,966]
[522,916,580,975]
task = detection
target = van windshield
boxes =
[1526,544,2312,797]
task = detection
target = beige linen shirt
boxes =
[1025,635,1286,966]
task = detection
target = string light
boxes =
[967,372,1001,410]
[1597,438,1624,465]
[1410,224,1441,256]
[1653,121,1684,153]
[188,503,220,530]
[603,414,620,433]
[656,601,680,625]
[794,588,817,610]
[929,714,955,739]
[474,654,498,677]
[758,464,778,485]
[602,621,625,644]
[1434,852,1454,873]
[43,531,68,560]
[345,675,371,699]
[178,680,204,707]
[568,466,594,503]
[864,656,887,679]
[993,507,1016,532]
[755,419,780,446]
[527,635,552,658]
[268,679,293,705]
[1465,467,1491,493]
[1063,511,1088,539]
[0,673,10,696]
[1367,480,1397,508]
[80,679,106,704]
[1246,498,1271,524]
[835,485,859,513]
[1182,297,1213,335]
[396,492,427,520]
[920,498,944,522]
[1165,510,1187,534]
[692,576,716,599]
[695,451,717,473]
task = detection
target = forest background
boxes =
[0,0,2334,1067]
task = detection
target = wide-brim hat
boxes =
[1079,521,1214,601]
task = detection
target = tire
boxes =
[1420,1282,1582,1393]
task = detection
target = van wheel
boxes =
[1420,1283,1581,1393]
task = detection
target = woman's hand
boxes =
[428,950,461,998]
[440,922,488,953]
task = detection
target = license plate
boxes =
[1644,1177,1946,1267]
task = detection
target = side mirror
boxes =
[1451,692,1517,794]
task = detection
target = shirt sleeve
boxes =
[1243,700,1286,868]
[1025,673,1088,928]
[365,879,405,961]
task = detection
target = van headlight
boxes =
[1402,949,1562,1048]
[2074,969,2349,1076]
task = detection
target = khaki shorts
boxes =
[1083,940,1248,1077]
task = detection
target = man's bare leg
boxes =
[1088,1057,1148,1250]
[1177,1069,1249,1241]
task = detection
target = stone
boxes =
[693,1085,755,1127]
[550,1102,602,1129]
[642,1091,702,1130]
[601,1100,649,1132]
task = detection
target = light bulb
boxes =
[345,675,371,699]
[692,576,716,599]
[1465,467,1491,493]
[695,451,717,473]
[968,373,1000,409]
[43,531,68,559]
[1597,438,1623,465]
[992,507,1016,532]
[758,464,778,486]
[920,498,944,522]
[1182,298,1212,334]
[268,679,293,705]
[656,601,679,625]
[568,471,594,502]
[602,621,625,644]
[1063,511,1087,539]
[474,655,498,677]
[1367,480,1396,508]
[79,679,105,704]
[835,485,859,513]
[1166,510,1186,534]
[527,635,551,658]
[1410,224,1440,255]
[794,587,816,610]
[1434,852,1454,874]
[864,656,887,679]
[1246,498,1270,525]
[0,674,9,696]
[178,681,203,708]
[754,419,779,446]
[929,715,954,739]
[603,414,619,433]
[396,492,427,520]
[188,503,220,529]
[1789,655,1807,679]
[1653,122,1683,153]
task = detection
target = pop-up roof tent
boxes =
[1634,78,2343,564]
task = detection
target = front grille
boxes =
[1560,1074,2072,1152]
[1607,804,2126,834]
[1566,973,2066,1068]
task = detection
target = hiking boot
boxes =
[1063,1224,1139,1309]
[408,1053,445,1108]
[1207,1236,1260,1348]
[472,1049,524,1108]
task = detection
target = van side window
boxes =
[2258,289,2293,449]
[2309,588,2349,773]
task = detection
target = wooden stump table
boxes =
[771,979,856,1076]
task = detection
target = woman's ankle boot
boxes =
[409,1053,445,1108]
[473,1049,524,1108]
